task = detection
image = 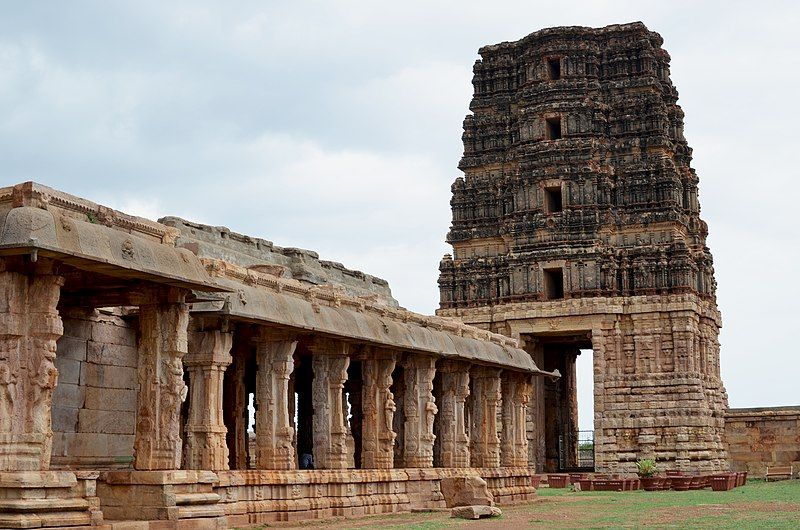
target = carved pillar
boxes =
[223,338,249,470]
[403,353,437,468]
[134,287,190,470]
[470,366,501,468]
[361,349,397,469]
[436,360,470,468]
[0,260,63,471]
[184,329,233,470]
[501,371,531,467]
[310,340,351,469]
[254,332,297,470]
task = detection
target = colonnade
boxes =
[182,327,533,472]
[0,271,533,475]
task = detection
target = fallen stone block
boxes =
[451,505,502,519]
[440,475,494,507]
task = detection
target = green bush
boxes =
[636,458,657,477]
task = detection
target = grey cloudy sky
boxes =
[2,1,798,426]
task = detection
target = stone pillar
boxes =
[133,288,189,470]
[436,360,470,468]
[361,349,397,469]
[184,329,233,470]
[223,344,248,470]
[403,353,437,468]
[310,340,351,469]
[254,333,297,470]
[0,261,63,471]
[501,371,531,467]
[470,366,501,468]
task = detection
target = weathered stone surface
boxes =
[451,505,502,519]
[440,476,494,507]
[726,407,800,478]
[436,22,729,473]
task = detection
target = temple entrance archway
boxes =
[524,332,593,473]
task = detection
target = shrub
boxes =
[636,458,657,477]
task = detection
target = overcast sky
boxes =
[2,1,798,427]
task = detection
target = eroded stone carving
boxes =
[361,349,397,469]
[310,340,351,469]
[134,287,190,470]
[470,367,501,468]
[403,354,437,468]
[437,360,470,468]
[0,261,64,472]
[254,333,297,470]
[184,329,233,470]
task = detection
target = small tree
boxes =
[636,458,657,478]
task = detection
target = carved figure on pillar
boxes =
[361,349,397,469]
[184,328,233,470]
[0,259,64,472]
[133,287,190,470]
[437,360,470,468]
[254,332,297,470]
[470,366,502,468]
[501,372,531,467]
[310,339,351,469]
[403,354,437,468]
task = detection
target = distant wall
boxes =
[52,308,138,469]
[726,406,800,478]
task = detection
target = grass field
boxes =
[283,479,800,529]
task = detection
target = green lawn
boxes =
[286,479,800,529]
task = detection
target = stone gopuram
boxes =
[437,22,729,474]
[0,182,554,528]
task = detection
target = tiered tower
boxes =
[437,23,729,473]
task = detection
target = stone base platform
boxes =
[88,468,538,529]
[0,471,103,529]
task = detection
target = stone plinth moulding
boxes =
[0,259,63,472]
[470,366,501,468]
[403,353,437,468]
[184,328,233,470]
[310,339,351,470]
[436,360,470,468]
[360,348,397,469]
[254,331,297,470]
[133,287,190,470]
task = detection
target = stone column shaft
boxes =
[361,350,397,469]
[470,366,501,468]
[501,372,531,467]
[0,262,63,472]
[437,360,470,468]
[403,354,437,468]
[311,341,351,470]
[134,288,189,470]
[184,329,233,470]
[254,336,297,469]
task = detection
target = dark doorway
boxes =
[527,333,593,472]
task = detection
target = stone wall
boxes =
[726,406,800,478]
[52,308,138,469]
[161,216,398,307]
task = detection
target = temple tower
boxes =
[437,22,729,473]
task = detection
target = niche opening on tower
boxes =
[544,185,563,214]
[543,268,564,300]
[547,57,561,80]
[545,117,562,140]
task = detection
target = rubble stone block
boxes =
[451,505,502,519]
[440,476,494,507]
